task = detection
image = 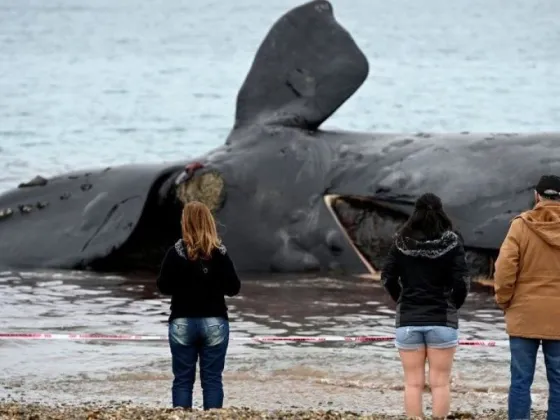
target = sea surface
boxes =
[1,0,559,193]
[0,0,559,410]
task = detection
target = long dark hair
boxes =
[397,193,453,240]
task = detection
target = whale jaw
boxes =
[323,194,406,278]
[323,194,497,285]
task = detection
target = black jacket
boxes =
[156,239,241,322]
[381,230,470,329]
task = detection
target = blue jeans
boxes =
[168,317,230,410]
[508,337,560,420]
[395,326,459,350]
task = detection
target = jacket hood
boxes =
[395,230,460,259]
[174,239,187,259]
[519,201,560,248]
[173,239,228,259]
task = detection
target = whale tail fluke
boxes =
[232,0,369,136]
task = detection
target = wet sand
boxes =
[0,271,553,416]
[1,372,549,417]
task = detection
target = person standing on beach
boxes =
[380,193,470,419]
[494,175,560,420]
[156,201,241,410]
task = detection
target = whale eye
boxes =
[176,171,225,213]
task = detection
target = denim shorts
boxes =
[395,326,458,350]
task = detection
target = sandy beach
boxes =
[0,361,551,419]
[0,401,549,420]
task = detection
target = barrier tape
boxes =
[0,333,509,347]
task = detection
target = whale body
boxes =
[0,0,558,284]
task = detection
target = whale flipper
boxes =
[0,164,181,270]
[232,0,369,133]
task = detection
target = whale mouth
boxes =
[324,194,497,285]
[323,194,406,279]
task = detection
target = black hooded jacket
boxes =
[381,230,470,329]
[156,239,241,322]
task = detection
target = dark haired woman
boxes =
[381,192,470,419]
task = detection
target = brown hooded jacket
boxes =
[494,200,560,339]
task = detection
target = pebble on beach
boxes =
[0,402,549,420]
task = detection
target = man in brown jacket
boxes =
[494,174,560,420]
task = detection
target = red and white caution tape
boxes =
[0,332,509,347]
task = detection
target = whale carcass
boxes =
[0,0,558,285]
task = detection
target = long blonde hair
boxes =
[181,201,222,260]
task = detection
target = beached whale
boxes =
[0,0,558,283]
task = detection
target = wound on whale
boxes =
[0,0,558,287]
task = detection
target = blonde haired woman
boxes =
[157,201,241,410]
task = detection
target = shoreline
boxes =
[0,402,548,420]
[0,374,550,420]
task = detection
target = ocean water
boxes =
[0,0,559,410]
[0,271,545,411]
[0,0,559,193]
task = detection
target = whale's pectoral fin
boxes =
[231,0,369,134]
[0,164,182,271]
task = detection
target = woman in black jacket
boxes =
[381,193,470,419]
[156,201,241,410]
